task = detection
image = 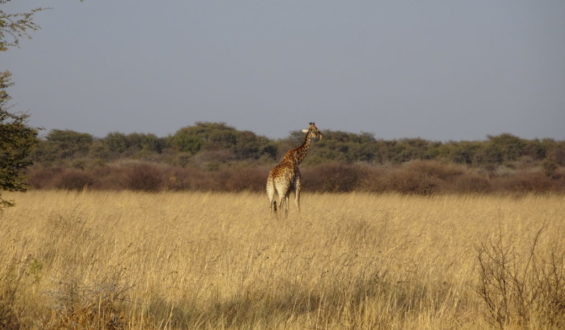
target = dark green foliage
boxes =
[293,130,378,164]
[33,131,168,164]
[379,138,441,163]
[0,2,45,207]
[172,122,233,153]
[171,130,203,155]
[523,139,548,161]
[30,124,565,177]
[102,132,129,154]
[542,159,558,178]
[260,143,278,160]
[0,72,37,207]
[487,133,526,161]
[475,134,526,166]
[126,133,165,154]
[232,131,272,160]
[171,122,275,160]
[551,141,565,166]
[93,132,166,159]
[45,129,93,159]
[439,141,482,165]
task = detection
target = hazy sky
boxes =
[4,0,565,140]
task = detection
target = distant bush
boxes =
[542,160,558,178]
[553,142,565,165]
[28,167,63,189]
[451,175,492,194]
[358,161,465,195]
[222,167,269,192]
[407,160,464,180]
[48,130,93,151]
[121,164,163,191]
[53,170,95,190]
[89,166,124,190]
[171,122,275,161]
[163,167,203,191]
[93,132,167,160]
[28,122,565,170]
[501,168,565,193]
[26,160,565,194]
[381,167,443,195]
[304,163,364,192]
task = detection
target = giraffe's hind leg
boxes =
[277,193,286,218]
[294,174,302,213]
[280,194,289,218]
[276,185,290,219]
[266,177,277,216]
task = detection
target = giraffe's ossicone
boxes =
[266,122,323,217]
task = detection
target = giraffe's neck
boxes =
[291,131,313,165]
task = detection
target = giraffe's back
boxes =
[268,161,296,195]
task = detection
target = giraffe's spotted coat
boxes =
[266,122,322,217]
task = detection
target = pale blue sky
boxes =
[4,0,565,140]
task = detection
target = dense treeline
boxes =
[33,123,277,169]
[32,122,565,167]
[27,122,565,193]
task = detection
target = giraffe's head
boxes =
[302,122,323,140]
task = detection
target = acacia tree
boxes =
[0,1,43,207]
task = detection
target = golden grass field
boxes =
[1,191,563,329]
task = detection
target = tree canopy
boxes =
[0,0,43,207]
[0,72,37,207]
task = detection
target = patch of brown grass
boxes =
[1,191,563,328]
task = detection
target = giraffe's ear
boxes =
[301,129,309,133]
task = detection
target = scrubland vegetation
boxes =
[27,159,565,195]
[27,122,565,194]
[1,191,563,329]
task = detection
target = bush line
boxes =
[28,160,565,194]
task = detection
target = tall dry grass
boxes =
[0,191,563,329]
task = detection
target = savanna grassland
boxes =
[1,191,563,329]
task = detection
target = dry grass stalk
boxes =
[0,191,563,329]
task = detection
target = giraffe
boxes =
[266,122,323,217]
